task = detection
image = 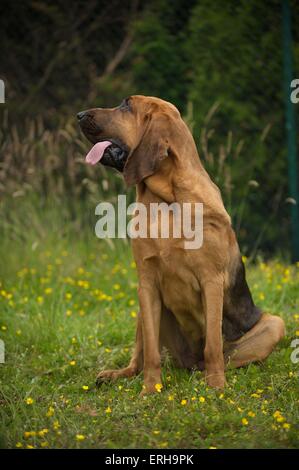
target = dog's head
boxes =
[77,95,182,186]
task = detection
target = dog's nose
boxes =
[77,111,87,121]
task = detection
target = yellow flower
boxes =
[113,284,120,290]
[129,299,135,306]
[26,445,34,449]
[53,420,60,430]
[1,325,7,331]
[24,431,36,439]
[46,406,55,417]
[16,442,23,448]
[76,434,85,441]
[276,416,285,423]
[69,360,76,366]
[282,423,291,430]
[273,410,286,422]
[37,296,44,304]
[130,311,137,318]
[258,293,265,301]
[105,348,111,353]
[44,288,52,295]
[181,399,187,406]
[38,429,49,437]
[153,430,160,435]
[296,330,299,337]
[168,395,174,401]
[16,329,22,336]
[241,418,249,426]
[248,411,255,417]
[82,385,89,391]
[199,396,205,403]
[65,292,72,300]
[66,309,72,317]
[25,397,34,405]
[154,383,163,393]
[209,446,217,449]
[41,441,49,447]
[105,406,112,413]
[242,255,247,264]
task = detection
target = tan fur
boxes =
[82,96,285,394]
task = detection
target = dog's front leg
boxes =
[138,282,162,395]
[202,276,226,389]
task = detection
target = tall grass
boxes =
[0,110,128,204]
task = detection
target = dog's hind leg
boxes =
[224,313,285,368]
[96,313,143,386]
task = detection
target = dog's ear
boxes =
[123,114,170,186]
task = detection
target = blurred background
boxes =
[1,0,299,258]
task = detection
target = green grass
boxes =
[0,205,299,449]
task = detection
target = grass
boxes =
[0,202,299,449]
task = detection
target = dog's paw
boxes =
[96,367,137,387]
[95,370,118,387]
[139,381,163,397]
[204,371,226,389]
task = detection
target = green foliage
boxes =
[129,0,299,255]
[0,203,298,448]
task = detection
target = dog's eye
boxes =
[119,98,131,111]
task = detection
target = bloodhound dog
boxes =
[78,95,285,394]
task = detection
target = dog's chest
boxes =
[156,248,205,334]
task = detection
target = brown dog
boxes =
[78,95,285,394]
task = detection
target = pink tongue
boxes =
[85,141,112,165]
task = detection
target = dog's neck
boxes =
[137,127,227,219]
